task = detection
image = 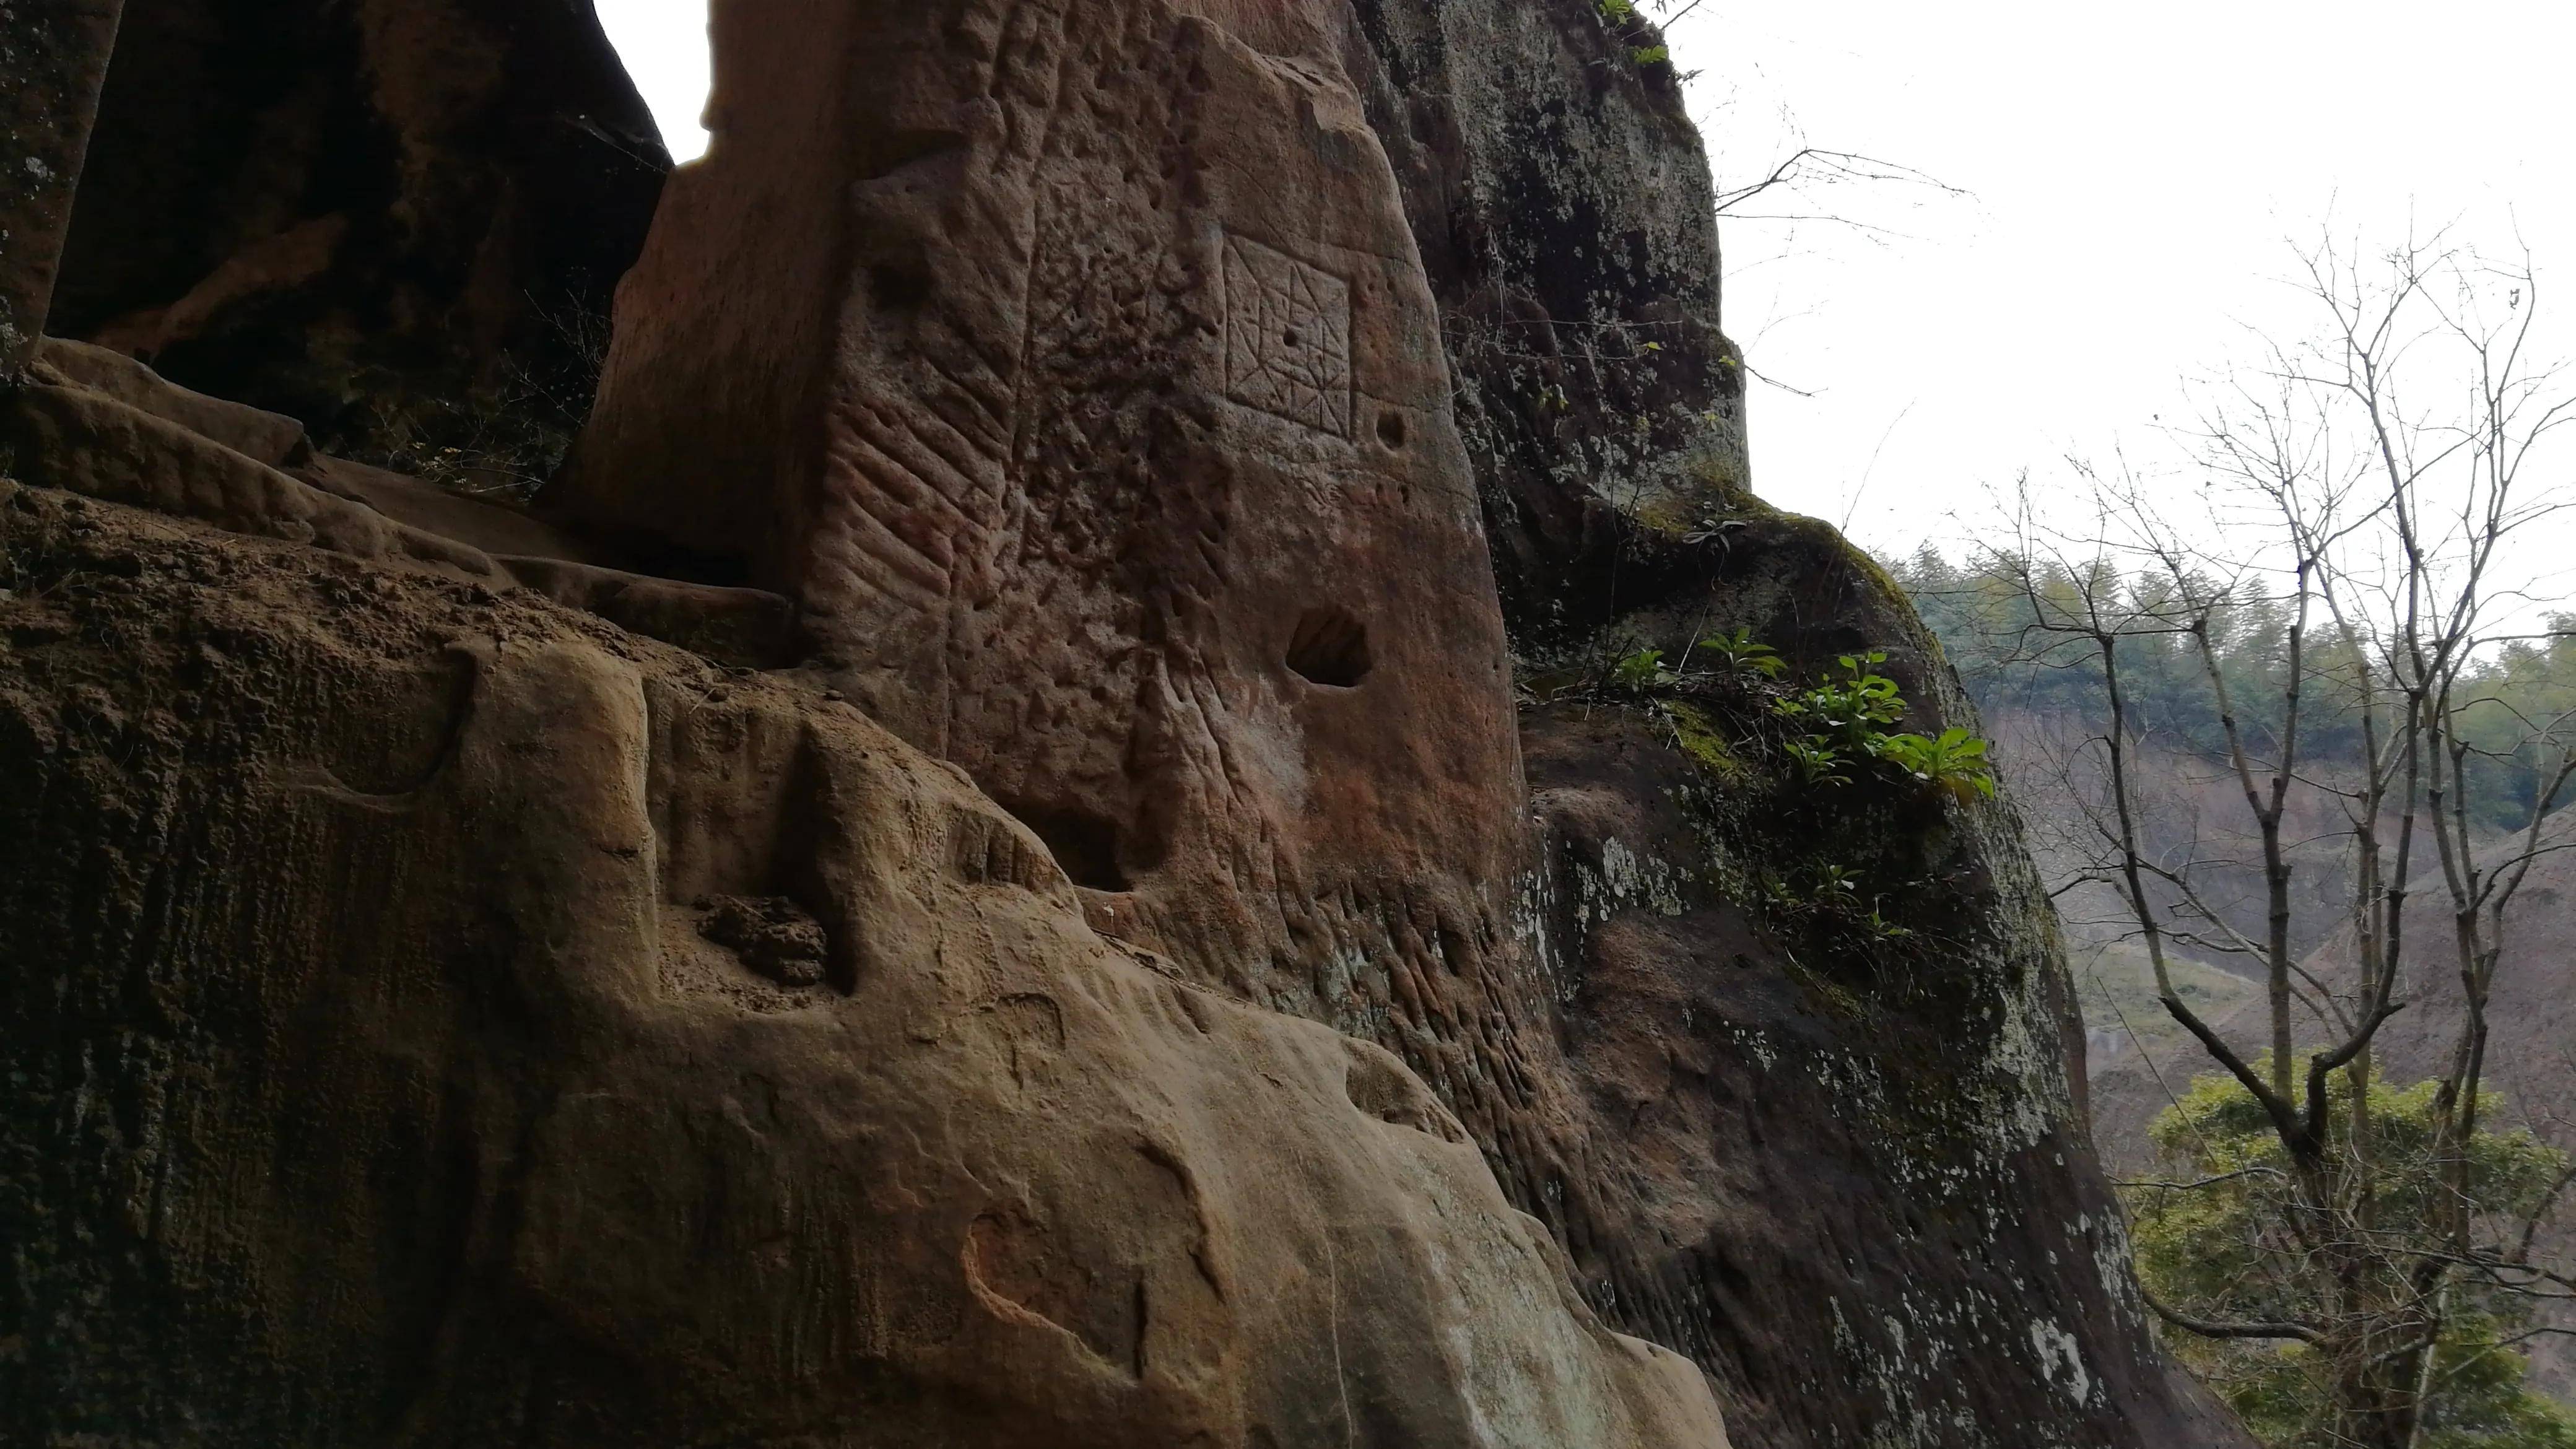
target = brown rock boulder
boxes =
[1337,4,2254,1443]
[0,479,1726,1448]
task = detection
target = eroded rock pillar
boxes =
[0,0,121,374]
[564,0,1530,1004]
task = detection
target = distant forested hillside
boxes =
[1886,548,2576,1404]
[1884,546,2576,837]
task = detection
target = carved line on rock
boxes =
[1221,233,1352,437]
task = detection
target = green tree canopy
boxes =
[2128,1069,2576,1447]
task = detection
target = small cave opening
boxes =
[1285,607,1372,688]
[868,261,933,313]
[999,799,1133,893]
[590,533,755,588]
[1375,409,1406,450]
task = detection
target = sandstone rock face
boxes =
[43,0,667,466]
[3,0,2252,1445]
[1340,0,1747,645]
[1508,520,2251,1447]
[1327,6,2252,1443]
[562,0,1551,1131]
[0,347,801,670]
[0,479,1724,1447]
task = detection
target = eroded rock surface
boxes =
[4,0,2251,1445]
[561,0,1533,1032]
[556,2,1637,1292]
[0,481,1726,1448]
[1508,519,2248,1446]
[1332,6,2248,1442]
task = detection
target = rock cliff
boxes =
[40,0,668,472]
[2,0,2245,1445]
[1336,9,2247,1443]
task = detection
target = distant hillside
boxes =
[2068,936,2259,1132]
[1881,545,2575,1077]
[1886,549,2576,1402]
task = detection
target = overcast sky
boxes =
[596,1,2575,567]
[1663,1,2576,560]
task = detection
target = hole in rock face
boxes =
[868,259,931,313]
[1285,607,1371,688]
[593,533,754,588]
[695,894,829,987]
[999,799,1132,892]
[1375,409,1406,449]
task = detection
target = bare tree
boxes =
[1989,233,2576,1446]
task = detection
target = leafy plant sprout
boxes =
[1770,652,1998,803]
[1695,625,1785,679]
[1612,646,1681,694]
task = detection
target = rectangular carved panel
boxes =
[1222,233,1351,437]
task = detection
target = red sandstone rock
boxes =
[564,0,1533,1036]
[1,355,800,669]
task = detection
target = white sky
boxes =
[596,2,713,163]
[596,0,2576,569]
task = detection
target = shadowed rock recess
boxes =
[0,1,2245,1446]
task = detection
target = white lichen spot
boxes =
[1592,836,1687,918]
[2027,1319,2092,1406]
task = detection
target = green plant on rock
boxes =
[1772,653,1997,804]
[1697,625,1784,679]
[1775,651,1907,752]
[1855,900,1915,942]
[1631,639,1986,975]
[1870,726,1996,803]
[1588,632,1996,815]
[1612,645,1679,693]
[1755,863,1918,951]
[1780,737,1850,787]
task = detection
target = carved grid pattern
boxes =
[1222,235,1351,437]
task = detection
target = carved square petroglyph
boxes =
[1222,235,1351,437]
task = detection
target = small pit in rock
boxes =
[695,894,829,986]
[869,259,932,313]
[1285,607,1371,688]
[1375,410,1406,449]
[998,800,1132,893]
